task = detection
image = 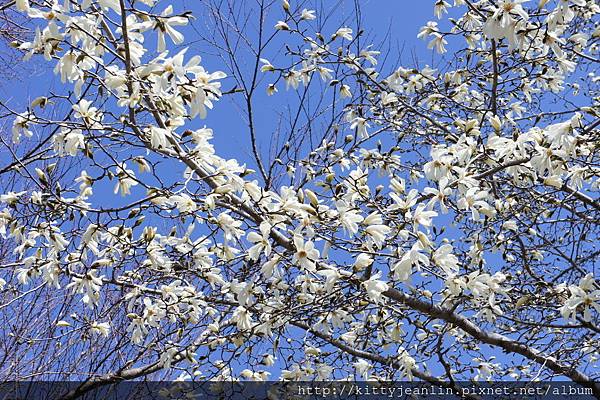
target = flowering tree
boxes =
[1,0,599,394]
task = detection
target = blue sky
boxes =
[199,0,437,166]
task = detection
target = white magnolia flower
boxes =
[232,306,253,330]
[457,188,496,222]
[428,33,448,54]
[398,347,417,380]
[354,253,373,271]
[149,126,172,149]
[292,235,320,272]
[159,345,180,369]
[353,359,371,379]
[543,175,563,188]
[300,9,316,20]
[247,221,272,260]
[114,164,138,196]
[96,0,120,12]
[261,255,281,279]
[388,322,405,342]
[389,189,419,211]
[333,27,353,41]
[90,321,111,337]
[48,231,69,252]
[12,113,34,144]
[66,270,104,307]
[63,129,85,156]
[424,177,452,213]
[350,117,369,139]
[417,21,439,40]
[362,273,389,304]
[139,6,188,52]
[260,58,275,72]
[316,363,333,380]
[407,204,438,230]
[336,201,364,236]
[170,193,197,213]
[318,268,341,292]
[16,0,29,12]
[434,0,451,19]
[433,244,459,275]
[261,354,275,366]
[473,358,498,382]
[266,84,278,96]
[73,100,101,125]
[560,274,600,322]
[274,21,289,31]
[0,191,26,206]
[502,220,518,232]
[483,0,529,47]
[216,212,244,242]
[362,212,390,246]
[393,241,430,282]
[360,48,380,65]
[339,84,352,98]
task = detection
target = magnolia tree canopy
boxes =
[0,0,599,395]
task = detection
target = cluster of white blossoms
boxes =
[0,0,599,387]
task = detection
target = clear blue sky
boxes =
[199,0,437,166]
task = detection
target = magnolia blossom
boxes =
[144,5,188,52]
[261,256,281,279]
[300,9,316,20]
[66,271,104,307]
[247,222,272,260]
[354,253,373,271]
[0,191,26,206]
[12,113,33,144]
[424,178,452,213]
[149,126,172,149]
[274,21,289,31]
[339,84,352,98]
[428,33,448,54]
[353,359,371,379]
[73,100,102,128]
[292,235,320,272]
[397,347,417,380]
[333,27,353,41]
[318,268,341,292]
[434,0,450,19]
[90,321,111,337]
[350,117,370,139]
[457,188,496,221]
[407,204,438,230]
[393,241,430,282]
[362,273,389,304]
[363,212,391,248]
[418,21,439,40]
[336,201,364,236]
[113,164,138,196]
[483,0,529,45]
[216,212,244,242]
[16,0,29,12]
[433,243,459,276]
[169,193,197,213]
[560,274,600,322]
